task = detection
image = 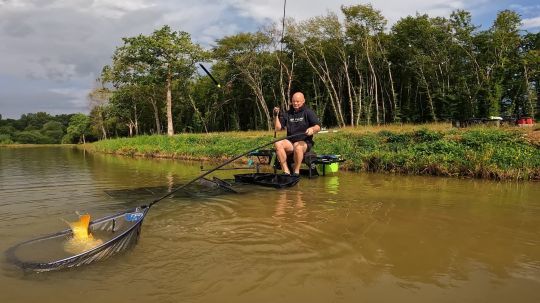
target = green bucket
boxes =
[317,162,339,174]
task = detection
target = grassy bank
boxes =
[86,124,540,181]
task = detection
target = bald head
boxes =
[291,92,305,111]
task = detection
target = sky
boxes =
[0,0,539,119]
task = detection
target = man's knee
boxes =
[293,142,307,153]
[276,140,294,152]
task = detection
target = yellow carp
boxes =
[64,214,103,254]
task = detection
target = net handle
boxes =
[145,133,304,208]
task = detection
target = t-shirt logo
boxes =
[289,117,304,123]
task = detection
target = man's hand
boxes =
[273,107,280,116]
[305,128,314,136]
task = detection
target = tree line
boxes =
[4,4,539,143]
[0,113,92,144]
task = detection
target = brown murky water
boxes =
[1,146,539,302]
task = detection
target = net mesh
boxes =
[5,207,148,272]
[234,173,300,188]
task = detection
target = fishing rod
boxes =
[144,133,305,208]
[318,129,339,134]
[273,110,279,173]
[5,133,306,272]
[199,63,221,88]
[7,117,340,272]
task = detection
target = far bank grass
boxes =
[86,124,540,181]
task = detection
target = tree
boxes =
[19,112,53,131]
[108,87,144,137]
[14,130,52,144]
[104,25,206,136]
[342,4,392,124]
[288,13,347,127]
[88,86,112,139]
[475,10,522,117]
[41,121,64,143]
[214,31,277,130]
[64,114,91,144]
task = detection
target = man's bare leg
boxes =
[292,141,308,175]
[274,139,294,174]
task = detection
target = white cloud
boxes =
[228,0,470,27]
[523,16,540,29]
[48,87,91,108]
[0,0,537,118]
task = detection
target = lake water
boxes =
[1,146,539,302]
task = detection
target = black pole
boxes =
[199,63,220,87]
[145,133,302,208]
[273,110,278,173]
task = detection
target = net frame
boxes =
[5,207,149,272]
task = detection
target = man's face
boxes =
[291,95,305,110]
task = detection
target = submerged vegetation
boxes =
[87,125,540,181]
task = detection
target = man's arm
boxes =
[305,109,321,136]
[305,124,320,136]
[274,107,285,131]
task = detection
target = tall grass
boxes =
[89,132,276,160]
[87,125,540,181]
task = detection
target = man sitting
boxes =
[273,92,321,176]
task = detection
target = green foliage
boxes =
[41,121,64,143]
[0,114,72,144]
[102,25,207,136]
[87,127,540,181]
[14,130,53,144]
[0,134,13,144]
[19,112,52,131]
[413,129,444,142]
[65,114,91,144]
[0,125,16,136]
[86,7,539,135]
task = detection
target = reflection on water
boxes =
[324,176,340,195]
[1,146,540,303]
[274,190,306,219]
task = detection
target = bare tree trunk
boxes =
[381,78,386,124]
[97,107,107,139]
[189,95,208,133]
[166,70,174,136]
[340,49,354,126]
[244,71,272,130]
[387,62,397,121]
[277,56,286,108]
[353,56,364,125]
[301,44,345,127]
[101,121,107,140]
[320,51,346,127]
[355,83,363,125]
[150,97,161,135]
[524,64,535,117]
[133,103,139,136]
[365,40,379,124]
[286,53,295,106]
[276,52,295,110]
[127,122,133,137]
[311,78,326,122]
[419,65,437,121]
